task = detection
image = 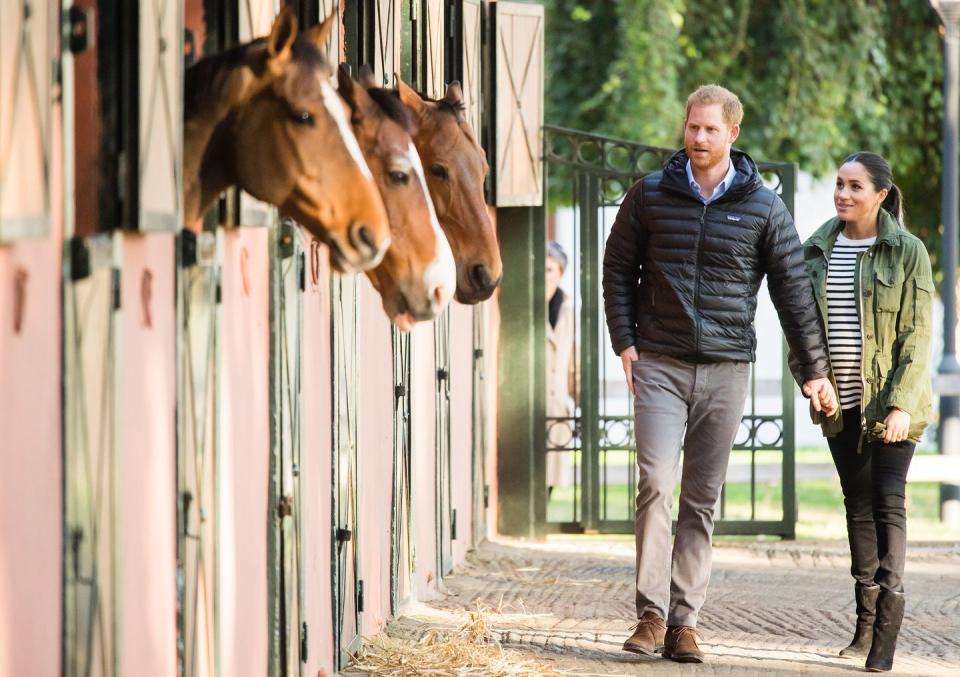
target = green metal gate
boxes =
[269,219,307,676]
[390,329,415,615]
[177,228,222,677]
[331,273,361,671]
[501,126,798,539]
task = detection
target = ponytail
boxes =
[882,183,905,228]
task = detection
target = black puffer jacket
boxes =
[602,148,828,382]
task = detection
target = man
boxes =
[602,85,837,663]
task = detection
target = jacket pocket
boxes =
[875,268,904,312]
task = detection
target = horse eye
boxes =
[292,110,315,126]
[389,171,410,185]
[429,164,449,180]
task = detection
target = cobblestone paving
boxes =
[374,538,960,675]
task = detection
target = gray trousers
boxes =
[631,351,751,627]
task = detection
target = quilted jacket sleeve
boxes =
[761,194,830,384]
[602,180,645,356]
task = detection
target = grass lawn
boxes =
[547,478,960,541]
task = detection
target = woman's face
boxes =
[834,161,888,224]
[546,255,564,300]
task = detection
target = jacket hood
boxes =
[659,147,763,201]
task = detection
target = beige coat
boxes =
[546,294,577,486]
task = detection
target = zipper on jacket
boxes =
[693,203,709,358]
[857,248,871,444]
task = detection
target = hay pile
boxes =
[348,604,558,676]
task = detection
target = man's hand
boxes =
[882,408,911,444]
[802,377,838,416]
[620,346,639,396]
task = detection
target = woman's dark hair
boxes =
[842,151,905,227]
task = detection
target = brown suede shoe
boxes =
[622,611,666,656]
[663,625,704,663]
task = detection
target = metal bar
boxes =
[937,5,960,527]
[579,173,601,531]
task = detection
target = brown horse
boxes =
[396,78,502,303]
[183,9,390,272]
[338,67,455,330]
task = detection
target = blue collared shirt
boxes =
[685,159,737,204]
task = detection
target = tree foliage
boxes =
[545,0,946,272]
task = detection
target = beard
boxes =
[685,144,728,171]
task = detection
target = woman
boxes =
[800,152,933,672]
[546,241,576,497]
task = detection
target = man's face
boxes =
[546,256,563,301]
[684,104,739,172]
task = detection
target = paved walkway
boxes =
[366,538,960,675]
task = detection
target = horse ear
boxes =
[358,65,377,90]
[396,74,427,118]
[267,6,298,63]
[337,64,355,101]
[444,80,465,111]
[306,9,337,49]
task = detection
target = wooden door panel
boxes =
[494,1,543,207]
[0,0,53,240]
[138,0,182,231]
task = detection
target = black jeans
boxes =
[828,408,915,593]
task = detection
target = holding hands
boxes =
[882,408,911,444]
[802,377,839,417]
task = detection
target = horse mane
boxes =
[184,36,329,121]
[417,90,467,118]
[367,88,414,132]
[185,40,265,121]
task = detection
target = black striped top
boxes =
[827,233,876,410]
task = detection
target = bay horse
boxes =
[338,67,455,330]
[395,78,503,303]
[183,9,390,272]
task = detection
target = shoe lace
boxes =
[669,625,701,642]
[630,615,663,632]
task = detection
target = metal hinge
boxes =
[484,485,489,509]
[277,495,293,519]
[473,348,484,360]
[69,237,90,281]
[336,527,352,545]
[279,219,297,259]
[409,0,420,22]
[437,368,449,381]
[358,579,364,613]
[112,268,121,310]
[451,509,457,540]
[300,622,308,662]
[180,229,197,268]
[215,280,222,304]
[298,252,306,291]
[65,5,95,55]
[395,384,406,398]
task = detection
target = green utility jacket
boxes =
[791,210,934,442]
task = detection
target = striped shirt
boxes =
[827,233,876,410]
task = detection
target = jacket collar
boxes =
[659,147,762,202]
[807,209,901,257]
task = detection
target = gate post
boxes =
[497,206,546,537]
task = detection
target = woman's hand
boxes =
[620,346,639,396]
[883,408,911,444]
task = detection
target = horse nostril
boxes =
[351,223,378,252]
[471,264,492,290]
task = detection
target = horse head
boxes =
[395,77,502,303]
[338,66,455,330]
[184,8,390,272]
